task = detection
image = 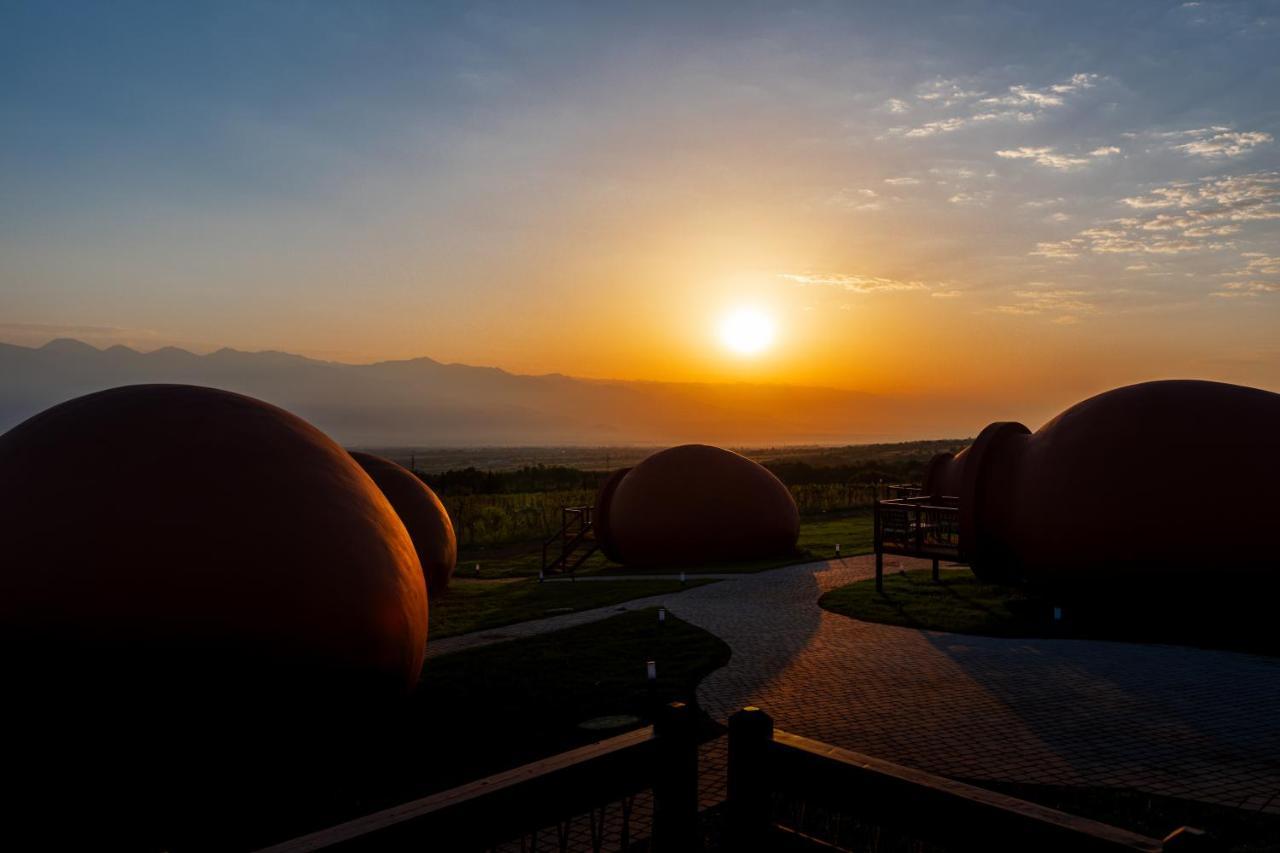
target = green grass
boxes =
[431,576,715,638]
[458,511,874,581]
[821,567,1280,657]
[820,567,1038,636]
[796,510,873,557]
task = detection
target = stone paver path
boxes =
[432,555,1280,813]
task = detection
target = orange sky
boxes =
[3,4,1278,412]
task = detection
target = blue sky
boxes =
[2,1,1278,400]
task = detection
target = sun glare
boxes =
[719,307,775,356]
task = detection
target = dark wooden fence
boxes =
[256,704,1213,853]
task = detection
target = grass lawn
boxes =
[820,567,1038,636]
[820,567,1280,656]
[458,510,874,581]
[796,510,873,558]
[431,576,715,638]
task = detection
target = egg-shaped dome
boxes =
[599,444,799,565]
[593,466,631,563]
[0,385,428,701]
[1005,380,1280,587]
[946,380,1280,589]
[351,451,457,595]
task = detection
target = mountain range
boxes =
[0,339,996,445]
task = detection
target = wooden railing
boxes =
[256,702,698,853]
[541,505,598,577]
[257,703,1215,852]
[874,494,962,592]
[726,707,1206,853]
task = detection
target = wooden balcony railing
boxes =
[257,703,1212,853]
[874,494,962,592]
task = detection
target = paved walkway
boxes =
[432,555,1280,813]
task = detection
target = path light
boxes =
[835,543,841,557]
[1053,606,1063,621]
[658,607,666,623]
[538,569,544,583]
[647,660,657,681]
[475,563,480,576]
[679,571,686,586]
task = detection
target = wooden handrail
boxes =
[255,726,658,853]
[767,729,1163,852]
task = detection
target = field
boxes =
[430,576,716,638]
[361,438,966,550]
[397,441,954,638]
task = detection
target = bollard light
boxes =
[538,569,544,583]
[658,606,666,623]
[475,563,481,576]
[835,543,841,556]
[679,571,686,585]
[646,660,657,681]
[1053,606,1063,621]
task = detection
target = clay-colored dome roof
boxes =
[598,444,799,565]
[0,384,428,699]
[351,451,457,594]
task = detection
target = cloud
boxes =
[883,176,921,186]
[1134,127,1274,159]
[826,187,882,211]
[779,272,929,293]
[948,191,992,206]
[1211,281,1280,298]
[989,286,1098,322]
[1036,172,1280,259]
[996,146,1091,170]
[1090,146,1121,156]
[1169,127,1272,158]
[979,73,1099,108]
[883,98,910,114]
[930,290,964,299]
[886,72,1099,139]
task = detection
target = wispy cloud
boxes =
[1211,280,1280,298]
[1034,172,1280,258]
[996,146,1091,170]
[825,187,882,211]
[1166,127,1273,158]
[988,285,1098,323]
[886,72,1101,139]
[779,272,929,294]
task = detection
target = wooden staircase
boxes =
[540,506,598,577]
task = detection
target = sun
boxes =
[719,307,776,356]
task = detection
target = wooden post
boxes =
[727,706,773,852]
[653,701,699,852]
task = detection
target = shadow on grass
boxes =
[821,567,1280,657]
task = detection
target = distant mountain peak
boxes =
[40,338,99,354]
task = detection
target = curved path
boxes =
[432,555,1280,813]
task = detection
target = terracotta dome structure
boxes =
[924,380,1280,589]
[0,384,430,845]
[595,444,799,565]
[351,451,457,594]
[0,384,427,698]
